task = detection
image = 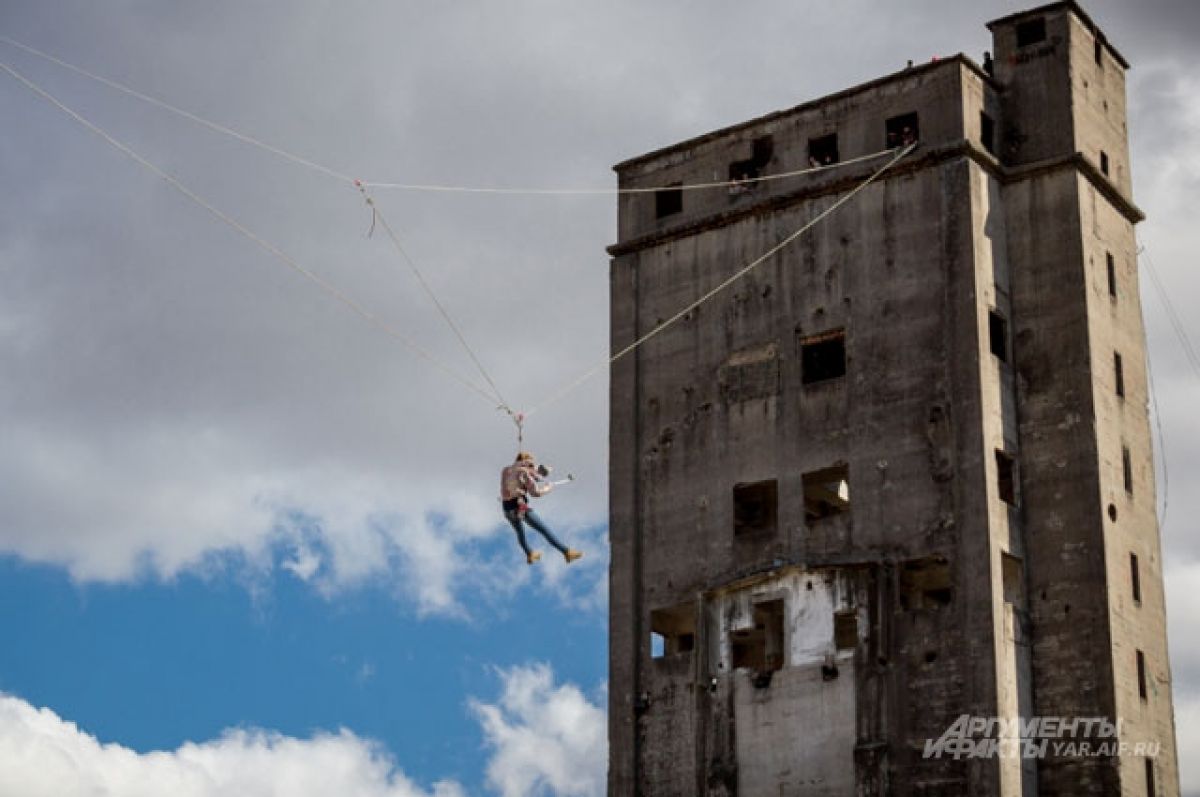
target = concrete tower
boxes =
[606,3,1178,795]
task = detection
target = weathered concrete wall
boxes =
[609,4,1178,795]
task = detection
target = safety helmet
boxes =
[516,451,535,463]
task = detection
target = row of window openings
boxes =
[1015,15,1107,70]
[654,112,922,219]
[650,599,858,672]
[999,442,1134,507]
[734,466,850,536]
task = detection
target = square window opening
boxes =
[833,611,858,650]
[1100,150,1110,176]
[1106,252,1118,298]
[1015,17,1047,47]
[803,465,850,521]
[730,599,785,674]
[996,449,1017,506]
[1114,351,1125,398]
[800,329,846,384]
[886,112,920,149]
[655,184,683,219]
[808,133,840,167]
[989,309,1008,362]
[1130,552,1142,604]
[900,558,953,611]
[734,479,778,536]
[728,135,774,191]
[651,603,697,660]
[1136,649,1148,699]
[980,112,996,155]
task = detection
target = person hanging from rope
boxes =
[501,451,582,565]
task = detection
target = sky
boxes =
[0,0,1198,795]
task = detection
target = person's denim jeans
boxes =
[504,506,568,555]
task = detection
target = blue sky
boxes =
[2,1,1200,795]
[0,536,608,794]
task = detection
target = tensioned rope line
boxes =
[1138,242,1200,383]
[0,33,893,196]
[1144,325,1169,531]
[355,180,515,419]
[0,34,359,186]
[360,149,897,193]
[523,141,919,420]
[0,59,502,407]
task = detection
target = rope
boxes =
[0,34,359,187]
[355,180,513,414]
[0,58,500,407]
[1139,242,1200,382]
[523,142,919,420]
[0,33,893,197]
[360,149,898,193]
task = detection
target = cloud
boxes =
[470,664,607,797]
[0,693,465,797]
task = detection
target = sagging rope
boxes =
[524,141,919,420]
[0,58,502,408]
[0,33,896,198]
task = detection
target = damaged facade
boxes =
[607,3,1179,795]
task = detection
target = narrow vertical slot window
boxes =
[1130,552,1142,604]
[1123,446,1134,494]
[1114,352,1125,398]
[995,450,1017,506]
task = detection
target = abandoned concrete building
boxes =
[607,3,1179,795]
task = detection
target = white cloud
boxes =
[0,693,465,797]
[470,664,607,797]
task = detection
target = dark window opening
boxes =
[1015,17,1047,47]
[834,611,858,650]
[1146,759,1156,796]
[1002,553,1024,605]
[900,558,953,610]
[728,135,774,193]
[996,449,1017,506]
[1109,503,1118,522]
[1131,552,1142,604]
[1107,252,1118,298]
[1123,446,1134,494]
[734,479,778,536]
[800,329,846,384]
[1095,38,1104,67]
[808,133,840,167]
[730,599,785,675]
[655,184,682,218]
[651,603,696,660]
[803,465,850,520]
[886,112,920,149]
[980,112,996,155]
[1115,351,1125,398]
[989,309,1008,361]
[1100,150,1110,176]
[1136,649,1148,699]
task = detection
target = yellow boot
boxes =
[527,550,542,565]
[564,549,583,564]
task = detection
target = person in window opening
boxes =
[901,125,916,146]
[501,451,583,565]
